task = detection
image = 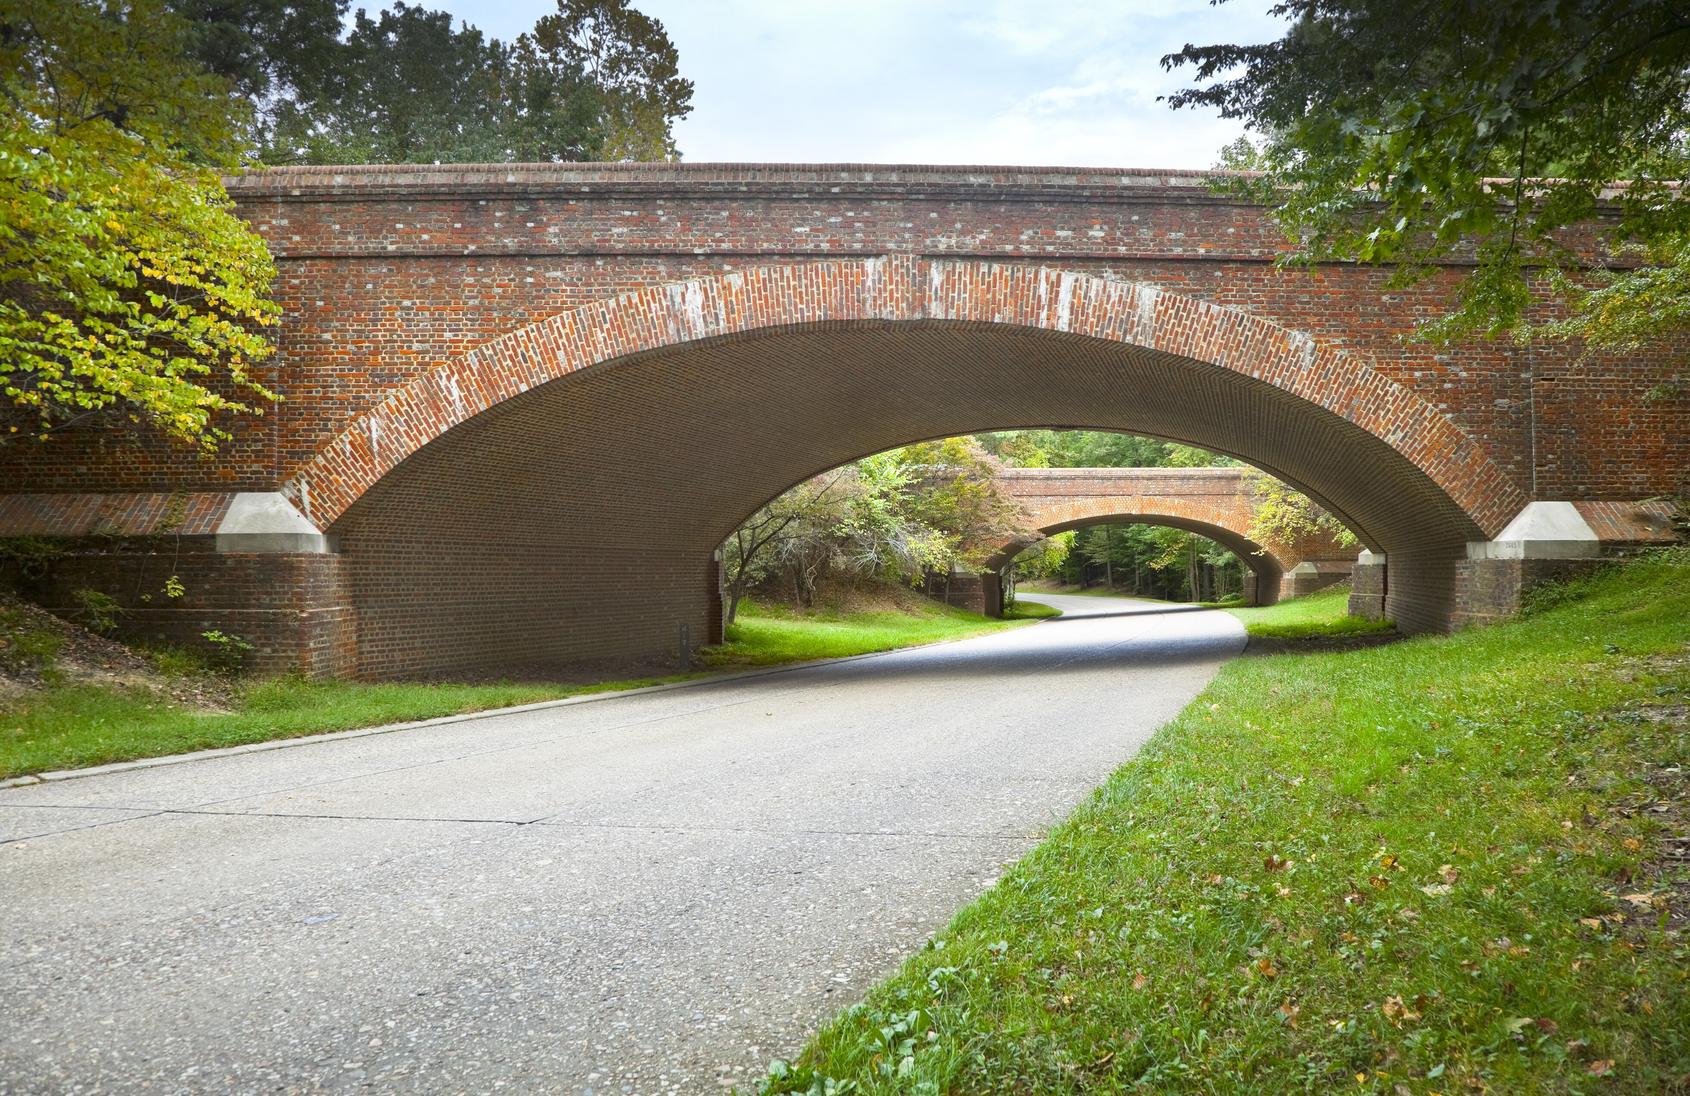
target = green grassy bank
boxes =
[0,595,1058,780]
[760,551,1690,1094]
[702,595,1058,668]
[1228,584,1396,640]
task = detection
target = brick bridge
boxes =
[983,466,1357,607]
[2,164,1682,678]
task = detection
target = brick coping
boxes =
[226,162,1236,201]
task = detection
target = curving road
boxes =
[0,593,1243,1094]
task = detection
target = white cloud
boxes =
[445,0,1288,167]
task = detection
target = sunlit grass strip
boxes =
[1,596,1061,779]
[702,597,1058,668]
[761,551,1690,1094]
[1228,584,1397,639]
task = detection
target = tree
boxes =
[719,438,1031,616]
[1244,469,1360,552]
[260,3,592,164]
[0,0,279,449]
[976,429,1237,469]
[260,0,692,165]
[524,0,694,161]
[721,471,849,623]
[1164,1,1690,351]
[166,0,348,148]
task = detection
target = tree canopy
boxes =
[0,0,279,448]
[1,0,692,451]
[249,0,693,164]
[1164,0,1690,352]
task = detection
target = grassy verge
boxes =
[1,597,1059,780]
[760,550,1690,1094]
[702,596,1058,669]
[0,673,696,780]
[1228,584,1397,640]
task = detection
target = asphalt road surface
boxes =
[1,592,1244,1094]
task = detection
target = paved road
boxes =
[0,593,1243,1095]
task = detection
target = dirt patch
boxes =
[0,593,236,711]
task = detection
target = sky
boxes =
[439,1,1289,169]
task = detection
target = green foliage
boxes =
[1166,1,1690,352]
[0,536,64,581]
[0,0,279,448]
[166,0,348,144]
[525,0,693,161]
[198,628,254,674]
[259,0,692,164]
[976,430,1238,470]
[764,550,1690,1092]
[1010,529,1073,581]
[1246,469,1360,551]
[722,437,1029,615]
[70,588,123,635]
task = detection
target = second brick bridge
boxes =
[939,466,1357,616]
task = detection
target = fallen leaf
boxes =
[1622,892,1659,908]
[1439,864,1459,884]
[1421,883,1453,897]
[1132,973,1148,991]
[1588,1059,1615,1077]
[1382,995,1421,1025]
[1622,837,1643,852]
[1256,958,1278,978]
[1265,854,1290,872]
[1534,1018,1560,1033]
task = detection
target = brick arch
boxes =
[284,257,1523,539]
[283,257,1532,675]
[987,498,1282,572]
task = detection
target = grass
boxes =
[702,596,1059,669]
[1227,583,1398,640]
[0,674,695,780]
[0,596,1060,780]
[758,550,1690,1094]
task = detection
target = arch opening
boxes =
[995,515,1283,607]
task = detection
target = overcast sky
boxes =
[437,1,1288,168]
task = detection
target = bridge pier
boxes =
[1452,502,1611,628]
[1347,502,1678,630]
[1283,559,1354,600]
[0,494,353,678]
[926,568,1003,618]
[1348,551,1388,620]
